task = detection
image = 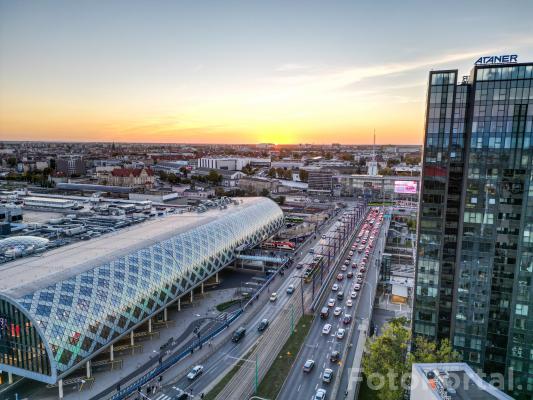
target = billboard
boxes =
[394,180,418,194]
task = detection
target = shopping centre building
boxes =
[0,197,284,388]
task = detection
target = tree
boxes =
[260,188,270,197]
[298,169,309,182]
[267,168,277,178]
[378,167,394,176]
[340,153,354,162]
[207,170,223,185]
[363,317,460,400]
[386,159,401,168]
[179,166,188,177]
[362,317,410,400]
[283,169,292,180]
[7,157,17,168]
[275,196,286,205]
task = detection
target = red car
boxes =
[337,273,344,281]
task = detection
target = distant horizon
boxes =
[0,139,422,147]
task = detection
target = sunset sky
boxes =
[1,0,532,145]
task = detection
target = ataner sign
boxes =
[475,55,518,65]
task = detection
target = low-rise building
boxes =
[100,167,155,188]
[410,363,513,400]
[192,168,244,187]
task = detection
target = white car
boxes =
[187,365,204,380]
[315,388,327,400]
[340,265,347,271]
[269,292,278,301]
[346,299,353,307]
[327,298,336,307]
[331,283,339,292]
[322,323,332,335]
[336,328,346,340]
[333,307,342,316]
[350,291,358,299]
[322,368,334,383]
[353,284,361,291]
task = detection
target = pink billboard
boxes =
[394,180,418,194]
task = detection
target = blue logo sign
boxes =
[475,55,518,65]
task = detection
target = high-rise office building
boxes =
[414,59,533,398]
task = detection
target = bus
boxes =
[260,241,295,251]
[285,216,304,223]
[304,255,325,283]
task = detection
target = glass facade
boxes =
[0,198,284,383]
[415,63,533,398]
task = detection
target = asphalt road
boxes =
[147,205,365,400]
[278,208,388,400]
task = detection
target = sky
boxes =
[1,1,532,145]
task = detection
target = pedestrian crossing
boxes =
[154,394,172,400]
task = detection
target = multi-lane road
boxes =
[278,207,388,400]
[148,204,366,400]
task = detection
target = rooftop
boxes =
[0,197,262,298]
[411,363,513,400]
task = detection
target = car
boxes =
[343,314,352,324]
[348,251,354,256]
[337,273,344,281]
[314,388,327,400]
[336,328,346,340]
[286,285,295,294]
[340,265,347,271]
[257,318,269,332]
[344,260,350,266]
[360,267,366,273]
[351,263,357,269]
[303,359,315,372]
[346,299,353,307]
[232,327,246,342]
[269,292,278,302]
[357,277,363,284]
[331,283,339,291]
[320,306,330,319]
[322,323,332,335]
[336,291,344,300]
[347,271,353,279]
[350,291,358,299]
[333,307,342,316]
[187,365,204,380]
[354,284,361,291]
[330,350,340,363]
[327,298,336,307]
[322,368,334,383]
[322,234,327,239]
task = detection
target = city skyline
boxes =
[1,0,533,145]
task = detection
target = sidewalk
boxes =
[36,289,237,400]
